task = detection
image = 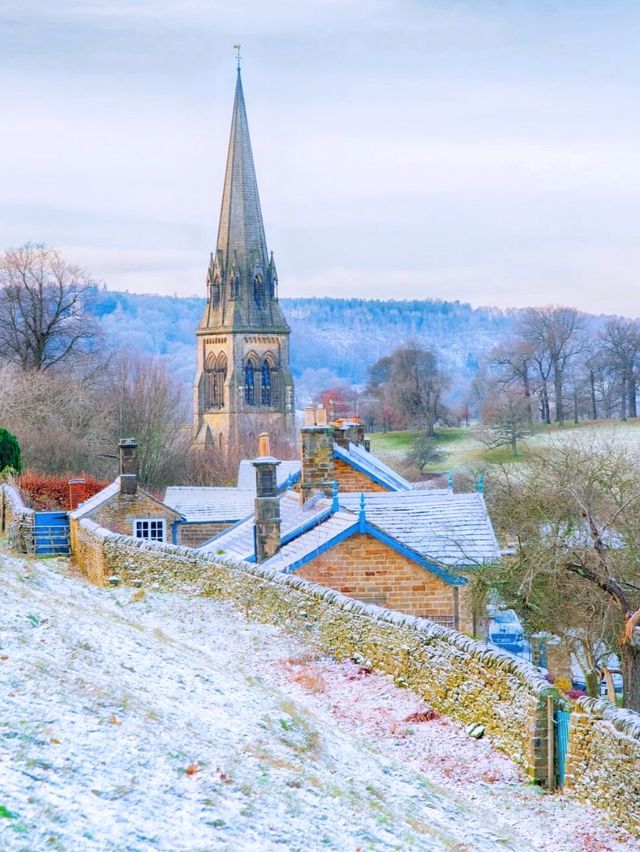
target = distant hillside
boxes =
[87,289,521,404]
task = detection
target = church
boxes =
[193,63,295,451]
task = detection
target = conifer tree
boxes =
[0,427,22,474]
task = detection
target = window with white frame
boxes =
[133,518,165,542]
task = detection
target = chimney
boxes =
[68,479,86,510]
[301,407,335,503]
[253,433,281,563]
[118,438,138,496]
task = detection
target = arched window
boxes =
[261,360,272,405]
[215,353,227,408]
[204,352,227,410]
[244,359,256,405]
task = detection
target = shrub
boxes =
[17,471,108,510]
[0,428,22,475]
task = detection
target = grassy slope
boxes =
[370,419,640,477]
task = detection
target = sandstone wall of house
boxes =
[82,492,179,542]
[73,516,554,785]
[297,532,472,633]
[332,459,389,493]
[565,697,640,833]
[180,521,231,548]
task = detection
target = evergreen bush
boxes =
[0,428,22,475]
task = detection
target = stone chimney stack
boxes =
[118,438,138,496]
[253,433,281,563]
[301,408,335,503]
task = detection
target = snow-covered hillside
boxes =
[0,548,632,851]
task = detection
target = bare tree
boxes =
[487,438,640,710]
[368,343,449,437]
[519,307,584,423]
[480,389,531,456]
[489,339,535,422]
[104,352,191,488]
[0,244,100,372]
[600,317,640,420]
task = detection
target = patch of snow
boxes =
[0,547,635,851]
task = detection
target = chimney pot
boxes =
[258,432,270,457]
[304,405,316,427]
[316,408,328,426]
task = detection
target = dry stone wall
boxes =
[77,516,555,784]
[565,698,640,833]
[0,483,34,552]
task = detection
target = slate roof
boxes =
[334,442,412,491]
[199,491,333,560]
[339,491,500,567]
[69,480,121,520]
[236,460,301,492]
[70,478,182,522]
[163,487,255,523]
[235,442,411,494]
[199,487,500,571]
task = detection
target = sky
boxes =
[2,0,640,314]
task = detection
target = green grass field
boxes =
[369,419,640,479]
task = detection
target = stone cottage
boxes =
[69,439,183,549]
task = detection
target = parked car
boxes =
[488,610,525,654]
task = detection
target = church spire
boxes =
[215,65,269,275]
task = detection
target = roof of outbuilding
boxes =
[163,487,255,523]
[70,478,183,522]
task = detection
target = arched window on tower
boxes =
[204,352,216,409]
[244,357,257,406]
[261,360,272,406]
[215,353,227,408]
[204,352,227,409]
[261,354,278,407]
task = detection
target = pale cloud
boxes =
[2,0,640,315]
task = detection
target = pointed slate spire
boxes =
[216,68,269,275]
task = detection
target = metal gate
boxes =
[33,511,70,556]
[555,708,571,788]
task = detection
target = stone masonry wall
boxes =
[179,522,232,548]
[83,491,179,541]
[296,532,471,632]
[72,517,555,786]
[565,698,640,833]
[332,459,389,494]
[0,483,35,552]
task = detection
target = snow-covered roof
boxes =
[236,459,301,491]
[199,486,499,571]
[339,490,500,567]
[71,478,183,522]
[333,442,412,491]
[199,490,333,560]
[163,487,255,523]
[260,511,357,573]
[236,442,411,495]
[69,479,122,520]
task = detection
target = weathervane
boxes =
[234,44,241,70]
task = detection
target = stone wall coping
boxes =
[79,516,553,697]
[1,482,33,516]
[574,696,640,740]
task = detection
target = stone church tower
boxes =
[193,66,295,450]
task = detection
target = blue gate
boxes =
[555,708,571,788]
[33,511,70,556]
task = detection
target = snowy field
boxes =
[0,546,636,851]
